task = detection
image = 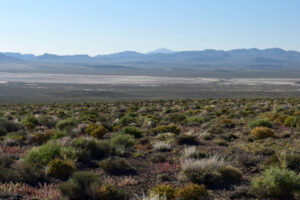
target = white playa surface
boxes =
[0,72,299,86]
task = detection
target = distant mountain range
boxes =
[1,48,300,77]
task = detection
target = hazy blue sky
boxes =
[0,0,299,55]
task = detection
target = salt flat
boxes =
[0,72,299,86]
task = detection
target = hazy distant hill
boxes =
[1,48,300,77]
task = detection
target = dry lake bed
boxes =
[0,72,300,103]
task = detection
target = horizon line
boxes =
[1,47,299,57]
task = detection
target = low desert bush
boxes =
[169,113,186,123]
[152,125,180,135]
[59,171,99,200]
[183,146,206,159]
[180,156,241,187]
[0,118,20,136]
[56,118,77,131]
[30,132,51,144]
[149,184,176,200]
[72,137,111,161]
[99,158,134,175]
[185,116,208,126]
[283,116,299,127]
[110,134,135,155]
[24,141,76,166]
[14,161,44,184]
[22,116,39,129]
[249,119,273,129]
[24,142,61,166]
[152,141,171,152]
[88,183,129,200]
[219,166,242,183]
[0,166,19,182]
[207,125,223,134]
[175,183,207,200]
[119,115,134,127]
[286,153,300,173]
[251,166,300,198]
[47,159,74,179]
[250,127,275,139]
[218,118,235,128]
[85,123,108,138]
[121,126,143,138]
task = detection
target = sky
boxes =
[0,0,300,56]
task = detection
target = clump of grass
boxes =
[249,119,273,129]
[250,127,275,139]
[121,126,143,138]
[152,125,180,135]
[110,134,135,155]
[99,158,135,175]
[47,159,74,179]
[152,141,171,152]
[175,183,207,200]
[251,166,300,198]
[183,146,206,159]
[85,123,108,138]
[72,137,111,161]
[180,156,242,187]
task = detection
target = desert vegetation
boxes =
[0,98,300,199]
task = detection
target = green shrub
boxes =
[47,159,74,179]
[218,118,235,128]
[286,153,300,173]
[181,157,240,187]
[85,123,108,138]
[59,171,100,200]
[152,125,180,135]
[283,116,300,127]
[169,113,186,123]
[121,126,142,138]
[185,116,208,126]
[251,166,300,197]
[219,166,242,183]
[0,167,19,182]
[4,131,25,141]
[149,184,176,200]
[207,124,223,134]
[56,118,77,131]
[119,115,134,126]
[99,158,134,175]
[72,137,111,161]
[24,142,61,166]
[250,127,275,139]
[0,118,20,136]
[14,161,44,184]
[110,134,135,155]
[89,183,129,200]
[30,132,50,144]
[175,183,207,200]
[249,119,273,129]
[52,130,67,139]
[183,167,223,186]
[22,115,39,129]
